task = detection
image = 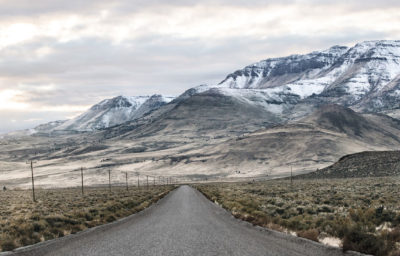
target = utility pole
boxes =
[108,170,111,193]
[290,166,293,187]
[81,167,84,196]
[123,172,128,191]
[27,161,37,202]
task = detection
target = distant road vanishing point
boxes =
[6,186,362,256]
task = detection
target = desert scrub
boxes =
[195,177,400,256]
[0,185,175,252]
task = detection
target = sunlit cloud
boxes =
[0,90,29,110]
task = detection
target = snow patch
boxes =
[319,237,342,247]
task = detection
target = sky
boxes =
[1,0,400,133]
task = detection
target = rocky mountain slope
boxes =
[204,40,400,120]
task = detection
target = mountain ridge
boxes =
[17,40,400,134]
[54,94,175,132]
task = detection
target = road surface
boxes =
[6,186,363,256]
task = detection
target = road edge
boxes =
[0,186,180,256]
[192,185,370,256]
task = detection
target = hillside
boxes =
[296,151,400,179]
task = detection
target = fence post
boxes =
[29,161,36,202]
[125,172,128,191]
[108,170,111,193]
[290,166,293,187]
[81,167,84,196]
[137,175,140,189]
[146,175,149,190]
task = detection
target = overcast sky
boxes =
[0,0,399,133]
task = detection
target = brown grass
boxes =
[195,177,400,256]
[0,186,175,252]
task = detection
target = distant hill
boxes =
[296,151,400,179]
[55,95,174,131]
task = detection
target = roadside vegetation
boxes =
[196,177,400,256]
[0,186,174,252]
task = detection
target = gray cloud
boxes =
[0,0,398,133]
[2,0,400,19]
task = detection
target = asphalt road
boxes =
[7,186,363,256]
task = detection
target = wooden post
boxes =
[125,172,128,191]
[30,161,36,202]
[108,170,111,193]
[137,175,140,189]
[81,167,84,196]
[290,166,293,187]
[146,175,149,190]
[153,176,155,187]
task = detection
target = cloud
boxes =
[0,0,399,132]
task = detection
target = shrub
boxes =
[105,215,116,223]
[342,225,389,256]
[1,238,16,252]
[70,224,83,234]
[33,221,45,232]
[297,229,319,242]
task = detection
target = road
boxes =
[7,186,362,256]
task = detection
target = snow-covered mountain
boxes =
[198,40,400,119]
[12,40,400,135]
[55,95,174,131]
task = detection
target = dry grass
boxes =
[0,185,175,252]
[196,177,400,256]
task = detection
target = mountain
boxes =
[32,40,400,135]
[55,95,174,131]
[127,40,400,140]
[34,120,68,133]
[294,151,400,179]
[209,40,400,118]
[0,120,68,138]
[4,40,400,188]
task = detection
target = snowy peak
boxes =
[207,40,400,117]
[91,96,149,111]
[55,95,174,131]
[218,40,400,91]
[348,40,400,59]
[218,45,349,89]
